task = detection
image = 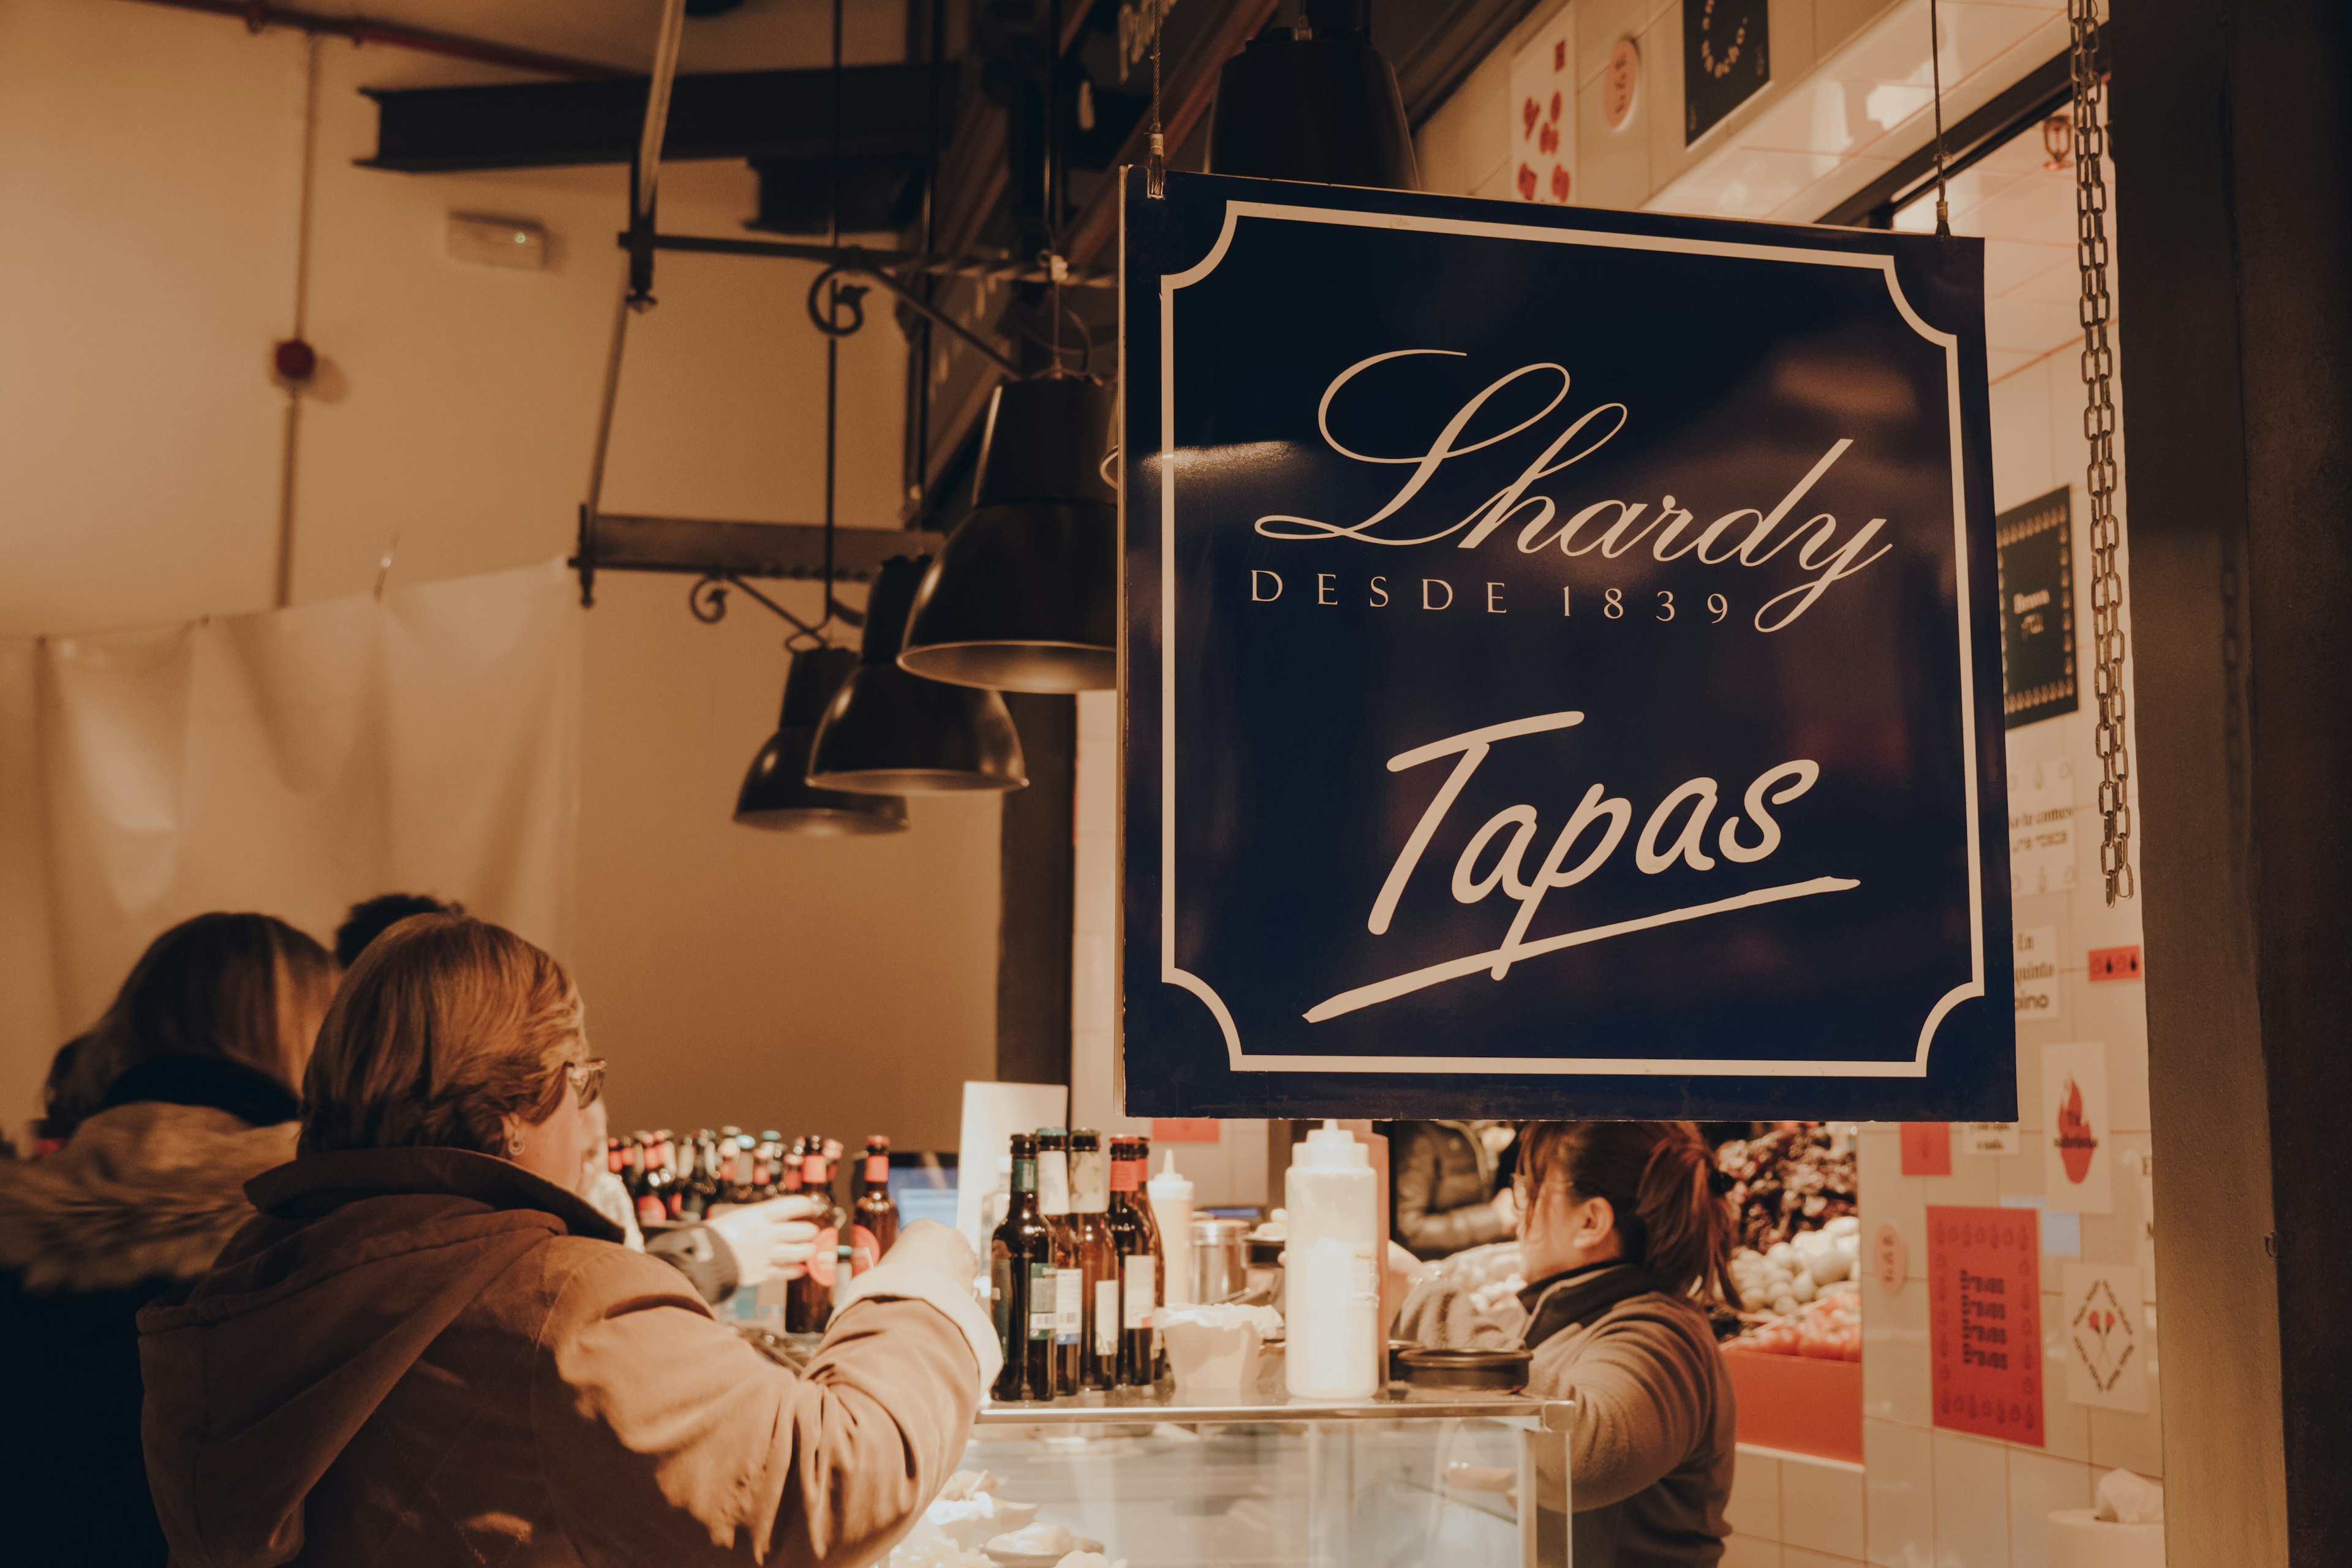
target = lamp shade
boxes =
[898,375,1117,693]
[808,556,1029,793]
[734,646,910,833]
[1207,2,1419,190]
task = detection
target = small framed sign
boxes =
[1684,0,1770,144]
[1996,486,2077,728]
[1119,170,2011,1120]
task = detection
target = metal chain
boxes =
[2070,0,2132,903]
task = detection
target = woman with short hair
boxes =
[1398,1120,1740,1568]
[140,914,998,1568]
[0,911,339,1564]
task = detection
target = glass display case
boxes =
[957,1393,1573,1568]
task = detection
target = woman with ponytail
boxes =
[1395,1120,1740,1567]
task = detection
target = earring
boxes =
[506,1126,526,1156]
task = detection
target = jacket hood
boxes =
[137,1147,620,1568]
[0,1100,297,1293]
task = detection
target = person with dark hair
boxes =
[1396,1120,1740,1568]
[333,890,463,968]
[1390,1118,1519,1258]
[140,914,998,1568]
[0,911,339,1564]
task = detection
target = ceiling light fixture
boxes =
[897,373,1117,692]
[807,556,1029,794]
[1207,0,1419,190]
[734,647,909,834]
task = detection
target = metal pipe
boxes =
[630,230,1113,288]
[120,0,625,80]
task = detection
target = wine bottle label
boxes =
[1094,1280,1119,1355]
[1027,1263,1056,1341]
[1123,1256,1156,1329]
[865,1154,889,1185]
[1069,1154,1109,1213]
[850,1224,880,1275]
[1038,1153,1071,1215]
[992,1258,1014,1345]
[1012,1157,1037,1192]
[1108,1159,1140,1194]
[635,1194,665,1227]
[1053,1267,1084,1344]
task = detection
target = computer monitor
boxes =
[888,1151,959,1229]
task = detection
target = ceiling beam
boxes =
[360,64,959,174]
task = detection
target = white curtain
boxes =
[0,560,580,1135]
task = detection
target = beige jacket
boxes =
[1401,1259,1735,1568]
[139,1147,999,1568]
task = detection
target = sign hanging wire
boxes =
[1928,0,1951,238]
[1147,7,1165,198]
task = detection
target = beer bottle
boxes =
[1132,1135,1166,1381]
[635,1136,673,1230]
[1033,1129,1082,1396]
[989,1133,1058,1401]
[1106,1137,1159,1389]
[786,1143,843,1335]
[851,1134,897,1270]
[1066,1131,1120,1392]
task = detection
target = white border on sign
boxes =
[1156,198,1982,1077]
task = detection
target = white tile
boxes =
[1641,2,1689,193]
[1784,1453,1867,1560]
[1577,22,1653,210]
[2005,1449,2092,1568]
[1864,1417,1934,1568]
[1771,0,1821,89]
[1726,1534,1787,1568]
[1655,145,1843,217]
[2088,1398,2164,1480]
[2101,1034,2151,1135]
[1986,364,2055,510]
[1579,0,1651,86]
[1863,1275,1931,1425]
[1931,1428,2013,1567]
[1730,1449,1785,1539]
[1921,1150,1999,1208]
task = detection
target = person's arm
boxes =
[534,1227,992,1568]
[1392,1127,1513,1259]
[1537,1317,1718,1511]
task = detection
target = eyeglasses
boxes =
[566,1058,606,1109]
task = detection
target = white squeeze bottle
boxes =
[1284,1121,1379,1400]
[1146,1151,1195,1306]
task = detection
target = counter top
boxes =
[973,1389,1573,1428]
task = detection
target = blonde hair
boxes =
[301,914,583,1156]
[72,913,337,1120]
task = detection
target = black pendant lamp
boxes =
[897,375,1117,693]
[734,647,910,834]
[1208,0,1419,190]
[807,556,1028,793]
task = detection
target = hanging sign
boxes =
[1118,169,2010,1119]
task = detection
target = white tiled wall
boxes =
[1414,10,2160,1566]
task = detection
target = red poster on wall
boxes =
[1928,1205,2044,1446]
[1901,1122,1953,1175]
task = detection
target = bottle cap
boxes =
[1147,1150,1195,1197]
[1293,1119,1369,1170]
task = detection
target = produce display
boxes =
[1726,1218,1861,1316]
[1714,1125,1858,1251]
[1735,1287,1862,1362]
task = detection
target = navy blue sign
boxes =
[1120,170,2013,1121]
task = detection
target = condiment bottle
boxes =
[1146,1151,1195,1307]
[1284,1121,1379,1400]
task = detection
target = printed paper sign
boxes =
[1963,1121,2021,1155]
[2009,760,2078,897]
[1901,1122,1953,1176]
[1929,1205,2044,1446]
[2013,924,2062,1021]
[1509,12,1576,205]
[2062,1262,2146,1412]
[1119,170,2012,1120]
[2041,1041,2113,1213]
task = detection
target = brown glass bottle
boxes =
[786,1145,843,1334]
[1067,1131,1120,1391]
[1106,1137,1159,1389]
[989,1134,1058,1401]
[635,1136,673,1230]
[1132,1135,1167,1382]
[1033,1129,1082,1396]
[851,1135,897,1270]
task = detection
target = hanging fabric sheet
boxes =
[0,560,580,1129]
